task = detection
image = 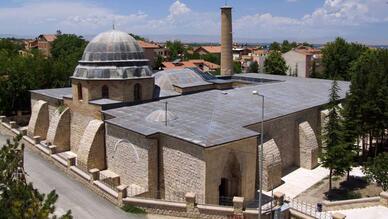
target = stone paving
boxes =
[263,166,330,199]
[332,206,388,219]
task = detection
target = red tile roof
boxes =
[137,40,161,49]
[162,59,220,70]
[195,46,221,54]
[41,34,57,42]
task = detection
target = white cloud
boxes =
[234,0,388,42]
[169,0,191,18]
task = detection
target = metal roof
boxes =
[104,74,350,147]
[31,87,72,100]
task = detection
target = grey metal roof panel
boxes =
[104,75,349,147]
[31,87,72,100]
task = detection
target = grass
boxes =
[121,204,146,214]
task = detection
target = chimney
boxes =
[221,6,233,76]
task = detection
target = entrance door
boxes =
[219,178,232,205]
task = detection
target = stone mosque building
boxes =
[26,8,349,206]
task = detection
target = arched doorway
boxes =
[134,83,142,102]
[219,152,241,205]
[101,85,109,99]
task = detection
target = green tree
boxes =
[154,55,164,70]
[264,51,288,75]
[0,135,72,218]
[344,49,388,160]
[165,40,186,61]
[202,53,220,65]
[129,33,145,41]
[51,34,87,87]
[363,153,388,191]
[321,37,367,80]
[269,42,281,51]
[320,80,349,191]
[233,61,242,74]
[248,61,259,73]
[0,39,22,55]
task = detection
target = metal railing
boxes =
[285,196,332,219]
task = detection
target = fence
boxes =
[285,196,332,219]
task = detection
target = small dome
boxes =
[146,109,177,123]
[81,30,144,62]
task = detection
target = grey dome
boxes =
[72,30,152,79]
[81,30,145,62]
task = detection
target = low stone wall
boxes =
[289,209,315,219]
[322,192,388,211]
[124,194,274,219]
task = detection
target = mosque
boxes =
[26,7,349,205]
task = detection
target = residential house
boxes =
[282,46,321,78]
[25,34,58,57]
[137,40,169,69]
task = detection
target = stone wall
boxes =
[46,107,70,152]
[69,111,95,153]
[298,121,319,169]
[105,123,158,195]
[159,135,206,203]
[71,78,155,103]
[204,137,257,204]
[259,139,282,191]
[247,107,320,171]
[27,100,49,139]
[77,120,106,171]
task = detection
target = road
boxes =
[0,133,147,219]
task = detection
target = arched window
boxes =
[134,83,142,102]
[102,85,109,99]
[77,83,83,101]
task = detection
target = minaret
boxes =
[220,5,233,76]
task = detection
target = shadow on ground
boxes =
[324,176,368,201]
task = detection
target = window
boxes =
[77,83,83,101]
[102,85,109,99]
[134,83,142,102]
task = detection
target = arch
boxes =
[134,83,142,102]
[112,139,140,161]
[46,107,70,153]
[259,139,282,191]
[77,120,106,171]
[27,100,49,139]
[219,152,241,204]
[101,85,109,99]
[299,121,319,169]
[77,83,83,101]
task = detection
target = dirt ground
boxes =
[296,175,383,204]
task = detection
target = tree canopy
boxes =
[0,135,72,218]
[264,51,288,75]
[165,40,186,61]
[248,61,259,73]
[269,40,298,53]
[321,37,367,80]
[0,35,86,115]
[363,153,388,191]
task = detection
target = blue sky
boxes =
[0,0,387,44]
